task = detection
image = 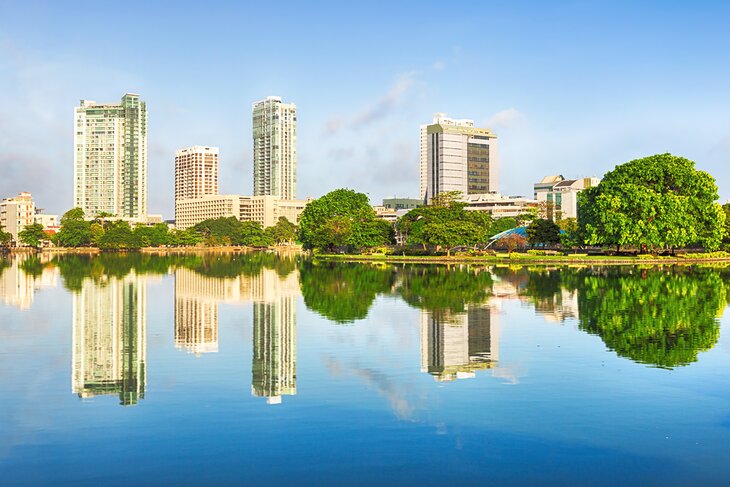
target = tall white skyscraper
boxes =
[420,113,498,204]
[74,93,147,221]
[252,96,297,200]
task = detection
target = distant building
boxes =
[422,113,499,203]
[382,197,422,210]
[175,194,309,230]
[461,193,538,219]
[420,113,475,201]
[253,96,297,200]
[534,175,600,219]
[34,208,59,235]
[74,93,147,221]
[372,206,399,223]
[175,146,219,221]
[0,192,36,243]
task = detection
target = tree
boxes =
[722,203,730,246]
[57,208,93,247]
[557,218,582,249]
[489,217,517,237]
[526,219,561,246]
[18,223,47,248]
[298,189,391,252]
[579,154,725,251]
[0,224,12,247]
[98,221,141,250]
[495,233,527,252]
[134,223,170,247]
[396,196,492,255]
[265,216,297,244]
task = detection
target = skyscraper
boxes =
[174,146,219,221]
[252,96,297,200]
[422,114,498,204]
[74,93,147,221]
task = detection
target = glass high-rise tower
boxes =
[252,96,297,200]
[74,93,147,220]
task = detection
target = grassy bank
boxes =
[315,253,730,265]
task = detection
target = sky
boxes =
[1,0,730,217]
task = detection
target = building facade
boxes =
[253,96,297,200]
[0,192,36,243]
[534,175,600,219]
[461,193,538,219]
[74,93,147,221]
[175,146,219,221]
[424,115,498,204]
[420,113,474,201]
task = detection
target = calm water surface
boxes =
[1,253,730,486]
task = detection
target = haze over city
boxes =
[1,0,729,218]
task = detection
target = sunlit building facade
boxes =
[74,93,147,221]
[253,96,297,200]
[175,146,219,221]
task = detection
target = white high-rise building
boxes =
[74,93,147,221]
[419,113,474,201]
[422,113,498,204]
[252,96,297,200]
[175,146,219,221]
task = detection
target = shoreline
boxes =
[313,253,730,265]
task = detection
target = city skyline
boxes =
[2,2,730,219]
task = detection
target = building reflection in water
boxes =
[71,273,147,406]
[420,305,499,381]
[250,269,298,404]
[0,255,58,309]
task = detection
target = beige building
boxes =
[253,96,297,200]
[175,146,219,221]
[534,175,600,219]
[419,113,474,201]
[175,194,309,230]
[0,192,36,244]
[461,193,539,218]
[423,114,499,203]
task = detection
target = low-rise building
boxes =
[534,175,600,219]
[461,193,539,219]
[382,197,422,210]
[34,209,59,235]
[175,194,310,231]
[0,192,36,243]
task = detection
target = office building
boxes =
[423,114,498,204]
[461,193,539,218]
[72,273,147,406]
[534,175,601,219]
[0,192,36,243]
[74,93,147,221]
[253,96,297,200]
[175,146,219,221]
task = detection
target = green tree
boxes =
[57,208,93,247]
[722,203,730,246]
[0,223,13,247]
[18,223,46,248]
[134,223,170,247]
[579,154,725,251]
[489,217,517,237]
[265,216,297,244]
[298,189,391,252]
[526,219,561,246]
[397,195,491,255]
[98,221,141,250]
[557,218,582,249]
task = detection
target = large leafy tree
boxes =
[397,193,492,255]
[19,223,47,248]
[193,217,271,246]
[579,153,725,250]
[265,216,297,244]
[56,208,93,247]
[298,188,392,251]
[526,218,561,246]
[98,221,142,250]
[0,223,13,246]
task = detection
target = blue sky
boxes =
[1,0,729,217]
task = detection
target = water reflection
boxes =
[1,253,728,411]
[72,273,146,405]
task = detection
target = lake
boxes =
[1,252,730,486]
